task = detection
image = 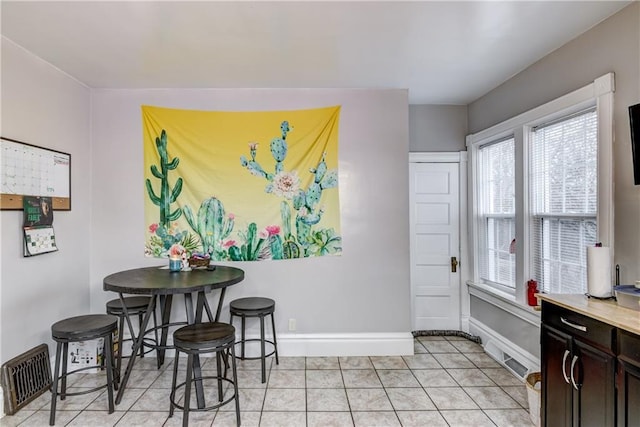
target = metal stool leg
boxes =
[240,315,246,359]
[137,311,144,358]
[104,334,115,413]
[152,296,160,361]
[270,312,279,365]
[216,351,223,402]
[169,349,180,418]
[260,314,266,383]
[60,342,68,400]
[230,344,241,426]
[49,342,63,426]
[183,354,193,427]
[116,314,125,386]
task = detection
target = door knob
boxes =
[451,257,458,273]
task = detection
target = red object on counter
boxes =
[527,280,538,306]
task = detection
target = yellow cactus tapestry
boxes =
[142,105,342,261]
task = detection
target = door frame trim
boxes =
[409,151,469,332]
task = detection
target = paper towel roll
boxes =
[587,245,612,297]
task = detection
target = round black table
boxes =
[103,265,244,405]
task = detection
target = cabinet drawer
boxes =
[542,301,615,352]
[619,329,640,360]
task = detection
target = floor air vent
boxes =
[484,340,528,381]
[1,343,52,415]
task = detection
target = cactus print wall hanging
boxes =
[142,105,342,261]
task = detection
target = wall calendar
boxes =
[23,196,58,256]
[0,137,71,210]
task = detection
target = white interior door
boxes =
[410,161,460,331]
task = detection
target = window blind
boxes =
[478,137,516,288]
[529,108,597,294]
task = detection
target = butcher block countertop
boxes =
[538,293,640,335]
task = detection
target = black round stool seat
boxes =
[106,296,152,313]
[173,322,236,350]
[51,314,118,341]
[169,322,240,427]
[230,297,275,315]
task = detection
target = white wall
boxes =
[89,89,412,352]
[0,38,92,364]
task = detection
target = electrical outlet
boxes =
[288,318,296,331]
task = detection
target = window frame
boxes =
[467,73,614,304]
[476,137,516,290]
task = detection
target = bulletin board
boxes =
[0,137,71,210]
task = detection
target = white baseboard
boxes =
[276,332,414,356]
[469,317,540,378]
[461,315,470,334]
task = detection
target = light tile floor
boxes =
[1,336,535,426]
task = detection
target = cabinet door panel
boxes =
[574,339,616,427]
[618,357,640,427]
[542,325,573,427]
[618,330,640,426]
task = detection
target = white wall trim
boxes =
[469,317,540,376]
[595,74,615,254]
[459,151,470,333]
[468,281,540,327]
[409,151,464,163]
[276,332,414,356]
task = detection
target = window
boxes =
[530,109,597,294]
[468,73,614,304]
[477,138,516,289]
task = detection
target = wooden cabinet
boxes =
[617,330,640,427]
[541,324,572,426]
[541,301,616,427]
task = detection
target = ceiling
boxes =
[0,1,631,105]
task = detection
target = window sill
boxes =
[467,281,541,326]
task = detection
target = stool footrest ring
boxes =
[234,338,277,359]
[54,382,112,397]
[117,337,158,358]
[169,376,237,412]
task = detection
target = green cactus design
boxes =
[307,228,342,256]
[228,222,267,261]
[240,122,290,180]
[240,121,340,259]
[145,130,183,227]
[269,234,284,260]
[280,201,301,259]
[280,201,292,238]
[182,197,234,259]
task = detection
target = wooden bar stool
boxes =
[229,297,279,383]
[49,314,118,425]
[105,296,158,382]
[169,322,240,427]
